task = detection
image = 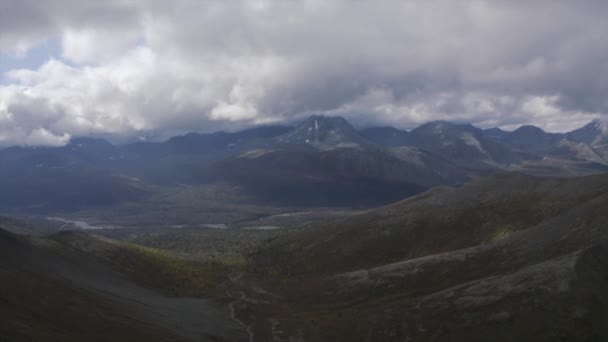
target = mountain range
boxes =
[2,116,608,210]
[2,116,608,341]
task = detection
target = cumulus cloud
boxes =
[1,0,608,145]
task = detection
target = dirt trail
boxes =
[227,290,255,342]
[227,272,295,342]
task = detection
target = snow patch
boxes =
[460,132,485,153]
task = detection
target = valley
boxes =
[3,171,608,341]
[3,115,608,221]
[2,116,608,341]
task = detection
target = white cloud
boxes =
[23,128,70,146]
[0,0,607,145]
[61,28,141,64]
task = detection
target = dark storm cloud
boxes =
[1,0,608,145]
[0,0,139,56]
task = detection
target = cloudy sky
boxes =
[1,0,607,146]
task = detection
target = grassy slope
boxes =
[50,230,237,297]
[245,173,608,341]
[0,226,247,342]
[253,173,608,275]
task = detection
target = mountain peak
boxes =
[301,115,352,128]
[513,125,546,134]
[413,121,477,134]
[509,125,551,142]
[277,115,368,150]
[589,118,608,132]
[567,118,608,144]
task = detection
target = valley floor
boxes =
[3,173,608,341]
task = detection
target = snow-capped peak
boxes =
[275,115,368,150]
[590,118,608,134]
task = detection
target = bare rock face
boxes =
[404,121,522,170]
[567,119,608,160]
[275,115,372,150]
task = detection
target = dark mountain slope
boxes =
[483,127,509,141]
[358,126,409,147]
[211,144,468,206]
[245,173,608,341]
[0,225,246,342]
[0,146,145,210]
[211,148,426,206]
[404,121,522,170]
[208,116,469,206]
[164,125,293,155]
[314,245,608,342]
[0,126,293,209]
[113,125,293,183]
[504,125,564,154]
[253,173,608,274]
